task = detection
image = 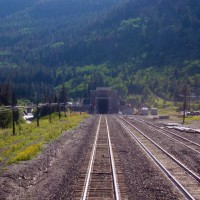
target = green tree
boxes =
[59,85,67,103]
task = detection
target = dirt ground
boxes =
[0,116,98,200]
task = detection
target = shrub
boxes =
[0,110,12,128]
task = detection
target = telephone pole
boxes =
[36,101,40,127]
[12,107,16,135]
[182,74,188,125]
[12,92,17,135]
[182,84,187,125]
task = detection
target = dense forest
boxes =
[0,0,199,106]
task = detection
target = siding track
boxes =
[130,116,200,153]
[117,116,200,200]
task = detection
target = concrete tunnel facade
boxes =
[90,87,119,114]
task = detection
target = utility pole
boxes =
[58,102,61,119]
[182,74,188,125]
[49,101,52,124]
[12,107,16,135]
[12,92,17,135]
[36,101,40,127]
[64,104,67,117]
[182,84,187,125]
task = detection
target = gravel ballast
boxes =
[126,116,200,176]
[108,115,184,200]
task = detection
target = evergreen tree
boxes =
[59,85,67,103]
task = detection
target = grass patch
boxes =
[0,112,89,166]
[185,116,200,121]
[8,143,42,164]
[158,108,177,116]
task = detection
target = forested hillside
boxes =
[68,0,200,65]
[0,0,199,106]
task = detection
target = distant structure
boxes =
[120,104,134,115]
[90,87,119,114]
[140,107,149,115]
[151,108,158,115]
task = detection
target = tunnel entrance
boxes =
[97,98,109,114]
[90,87,119,114]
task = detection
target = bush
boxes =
[0,109,20,128]
[0,110,12,128]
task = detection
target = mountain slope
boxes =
[0,0,36,18]
[60,0,200,66]
[0,0,199,104]
[1,0,199,68]
[0,0,123,67]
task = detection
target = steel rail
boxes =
[82,115,120,200]
[116,116,195,200]
[82,115,102,200]
[105,116,120,200]
[118,116,200,182]
[135,116,200,147]
[129,116,200,154]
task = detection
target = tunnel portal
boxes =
[97,98,109,114]
[90,87,119,114]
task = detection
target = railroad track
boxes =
[128,116,200,153]
[73,115,126,200]
[124,116,200,176]
[116,116,200,200]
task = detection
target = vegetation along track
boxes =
[73,115,127,200]
[116,116,200,200]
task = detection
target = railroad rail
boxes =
[73,115,121,200]
[116,116,200,200]
[128,116,200,154]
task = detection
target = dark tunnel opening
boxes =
[97,98,109,114]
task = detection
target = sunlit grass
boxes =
[185,116,200,121]
[0,112,89,166]
[8,143,42,164]
[158,108,178,116]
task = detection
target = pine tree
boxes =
[59,85,67,104]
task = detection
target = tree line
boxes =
[0,83,68,129]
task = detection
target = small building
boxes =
[90,87,119,114]
[140,107,149,115]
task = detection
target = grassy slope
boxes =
[0,112,88,169]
